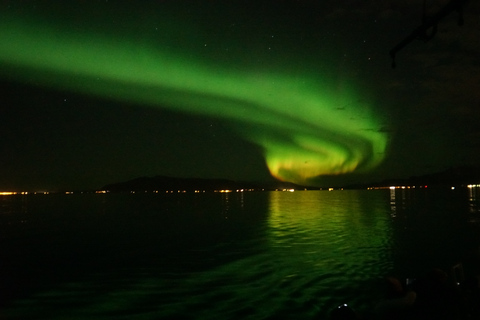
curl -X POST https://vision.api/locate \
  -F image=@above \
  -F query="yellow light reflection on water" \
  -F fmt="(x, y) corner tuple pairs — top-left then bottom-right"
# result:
(267, 190), (393, 276)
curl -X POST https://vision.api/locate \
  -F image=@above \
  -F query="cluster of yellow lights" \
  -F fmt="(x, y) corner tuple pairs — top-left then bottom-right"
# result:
(216, 189), (258, 193)
(124, 189), (294, 193)
(367, 186), (427, 190)
(5, 185), (480, 196)
(0, 191), (29, 195)
(368, 185), (480, 190)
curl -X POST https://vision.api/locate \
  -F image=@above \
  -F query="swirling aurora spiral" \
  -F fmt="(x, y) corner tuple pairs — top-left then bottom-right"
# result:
(0, 14), (388, 185)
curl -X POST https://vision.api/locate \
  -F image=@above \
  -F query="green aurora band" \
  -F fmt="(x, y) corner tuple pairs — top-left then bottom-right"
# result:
(0, 11), (388, 185)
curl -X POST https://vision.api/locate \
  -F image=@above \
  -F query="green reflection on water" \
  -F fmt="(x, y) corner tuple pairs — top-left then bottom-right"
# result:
(268, 190), (393, 261)
(2, 191), (396, 319)
(267, 190), (394, 314)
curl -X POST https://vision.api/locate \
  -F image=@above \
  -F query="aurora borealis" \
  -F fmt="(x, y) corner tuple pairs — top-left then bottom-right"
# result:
(0, 2), (387, 186)
(1, 1), (480, 190)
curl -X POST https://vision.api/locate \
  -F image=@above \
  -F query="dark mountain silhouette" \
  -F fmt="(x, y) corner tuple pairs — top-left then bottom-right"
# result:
(102, 166), (480, 192)
(347, 165), (480, 189)
(407, 166), (480, 185)
(102, 175), (315, 192)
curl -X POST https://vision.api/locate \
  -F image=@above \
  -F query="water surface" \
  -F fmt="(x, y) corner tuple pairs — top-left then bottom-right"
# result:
(1, 188), (479, 319)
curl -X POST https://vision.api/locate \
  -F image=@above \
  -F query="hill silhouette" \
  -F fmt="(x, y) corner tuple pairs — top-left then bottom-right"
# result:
(102, 166), (480, 192)
(345, 165), (480, 189)
(102, 175), (315, 192)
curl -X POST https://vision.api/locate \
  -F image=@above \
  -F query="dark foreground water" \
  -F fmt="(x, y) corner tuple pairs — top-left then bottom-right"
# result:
(1, 188), (480, 319)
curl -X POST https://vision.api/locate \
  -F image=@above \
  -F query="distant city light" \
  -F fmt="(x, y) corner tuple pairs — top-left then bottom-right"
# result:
(0, 191), (28, 195)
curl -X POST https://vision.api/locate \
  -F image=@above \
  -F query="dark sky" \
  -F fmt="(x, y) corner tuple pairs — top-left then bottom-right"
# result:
(1, 0), (479, 191)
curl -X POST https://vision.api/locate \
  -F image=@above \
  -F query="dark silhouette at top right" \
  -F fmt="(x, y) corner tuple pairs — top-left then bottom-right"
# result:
(390, 0), (469, 68)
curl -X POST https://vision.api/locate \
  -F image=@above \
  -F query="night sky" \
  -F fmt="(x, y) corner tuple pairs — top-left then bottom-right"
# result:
(1, 0), (480, 191)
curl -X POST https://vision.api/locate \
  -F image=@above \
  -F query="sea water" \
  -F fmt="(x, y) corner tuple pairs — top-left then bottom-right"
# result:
(1, 188), (480, 319)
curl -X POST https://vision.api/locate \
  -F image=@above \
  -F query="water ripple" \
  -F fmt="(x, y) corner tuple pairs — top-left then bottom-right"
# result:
(3, 190), (477, 319)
